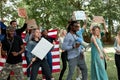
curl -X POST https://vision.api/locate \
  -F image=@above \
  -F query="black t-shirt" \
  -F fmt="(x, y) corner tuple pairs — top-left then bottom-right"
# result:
(42, 36), (55, 43)
(2, 36), (24, 64)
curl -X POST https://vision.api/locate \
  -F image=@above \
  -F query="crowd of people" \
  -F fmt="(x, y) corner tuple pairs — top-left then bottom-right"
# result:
(0, 16), (120, 80)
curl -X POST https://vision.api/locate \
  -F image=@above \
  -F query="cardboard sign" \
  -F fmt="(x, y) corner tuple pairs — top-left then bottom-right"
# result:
(72, 11), (86, 20)
(31, 37), (53, 60)
(27, 19), (38, 29)
(92, 16), (105, 23)
(18, 8), (27, 18)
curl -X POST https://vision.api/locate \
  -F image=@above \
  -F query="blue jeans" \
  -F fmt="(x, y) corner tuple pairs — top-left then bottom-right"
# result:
(24, 50), (31, 77)
(30, 58), (51, 80)
(47, 52), (52, 72)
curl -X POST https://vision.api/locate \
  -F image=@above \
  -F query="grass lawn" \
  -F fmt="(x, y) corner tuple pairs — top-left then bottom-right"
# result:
(51, 51), (118, 80)
(11, 46), (118, 80)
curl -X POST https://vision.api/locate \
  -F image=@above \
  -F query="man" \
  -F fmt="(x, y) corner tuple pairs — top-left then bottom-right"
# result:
(75, 21), (88, 80)
(0, 26), (25, 80)
(10, 19), (27, 37)
(7, 17), (28, 80)
(62, 21), (87, 80)
(41, 29), (57, 80)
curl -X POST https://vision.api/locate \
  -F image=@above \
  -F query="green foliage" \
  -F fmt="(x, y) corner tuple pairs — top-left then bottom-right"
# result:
(0, 0), (120, 31)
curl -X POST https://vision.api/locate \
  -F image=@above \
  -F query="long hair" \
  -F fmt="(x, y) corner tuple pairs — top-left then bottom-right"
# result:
(30, 28), (40, 41)
(67, 20), (79, 33)
(92, 26), (101, 38)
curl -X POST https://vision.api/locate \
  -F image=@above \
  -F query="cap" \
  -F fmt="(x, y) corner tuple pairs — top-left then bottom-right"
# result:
(6, 26), (15, 32)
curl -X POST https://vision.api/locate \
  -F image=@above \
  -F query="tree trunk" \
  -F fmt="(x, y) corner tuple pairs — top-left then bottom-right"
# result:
(105, 18), (113, 44)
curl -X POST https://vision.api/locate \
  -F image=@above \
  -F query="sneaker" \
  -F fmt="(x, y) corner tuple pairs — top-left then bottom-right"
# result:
(51, 77), (55, 80)
(76, 77), (81, 80)
(27, 77), (30, 80)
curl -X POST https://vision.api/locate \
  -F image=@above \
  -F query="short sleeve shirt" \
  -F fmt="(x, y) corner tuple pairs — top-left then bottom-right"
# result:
(2, 36), (24, 64)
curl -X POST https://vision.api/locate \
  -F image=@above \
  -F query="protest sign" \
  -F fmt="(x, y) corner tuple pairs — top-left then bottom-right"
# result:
(92, 16), (105, 23)
(27, 19), (38, 29)
(18, 8), (27, 18)
(31, 37), (53, 60)
(72, 11), (86, 20)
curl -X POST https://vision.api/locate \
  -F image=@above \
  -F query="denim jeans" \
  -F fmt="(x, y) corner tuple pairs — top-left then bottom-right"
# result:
(24, 50), (31, 77)
(47, 52), (52, 72)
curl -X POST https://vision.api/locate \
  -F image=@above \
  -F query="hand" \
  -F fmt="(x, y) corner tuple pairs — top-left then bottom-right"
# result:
(74, 43), (80, 48)
(100, 54), (104, 59)
(0, 51), (1, 58)
(24, 15), (28, 23)
(12, 52), (19, 56)
(80, 53), (84, 59)
(116, 49), (120, 53)
(103, 48), (107, 54)
(32, 57), (36, 62)
(105, 55), (110, 61)
(1, 50), (7, 57)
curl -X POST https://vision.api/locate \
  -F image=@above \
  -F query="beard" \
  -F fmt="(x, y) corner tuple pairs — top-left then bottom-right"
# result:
(72, 29), (77, 33)
(7, 33), (14, 39)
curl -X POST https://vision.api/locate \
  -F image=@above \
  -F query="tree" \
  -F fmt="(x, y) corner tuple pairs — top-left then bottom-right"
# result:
(87, 0), (120, 42)
(0, 0), (120, 34)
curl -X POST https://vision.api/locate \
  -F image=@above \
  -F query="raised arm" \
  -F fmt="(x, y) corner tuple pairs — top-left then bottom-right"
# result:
(91, 35), (104, 59)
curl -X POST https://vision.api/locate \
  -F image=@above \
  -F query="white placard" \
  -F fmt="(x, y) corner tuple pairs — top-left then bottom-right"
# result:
(73, 11), (86, 20)
(31, 37), (53, 60)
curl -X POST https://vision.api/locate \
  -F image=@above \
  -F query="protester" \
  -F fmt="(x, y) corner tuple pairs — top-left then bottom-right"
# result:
(76, 21), (90, 52)
(6, 17), (28, 80)
(9, 19), (27, 37)
(75, 21), (88, 80)
(24, 28), (34, 80)
(0, 21), (7, 41)
(26, 28), (51, 80)
(58, 29), (67, 80)
(62, 21), (87, 80)
(0, 29), (5, 42)
(41, 29), (57, 80)
(91, 26), (108, 80)
(0, 26), (25, 80)
(90, 22), (108, 70)
(114, 30), (120, 80)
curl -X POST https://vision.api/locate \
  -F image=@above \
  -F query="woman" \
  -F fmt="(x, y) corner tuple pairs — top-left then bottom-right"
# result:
(24, 28), (34, 80)
(114, 31), (120, 80)
(26, 28), (51, 80)
(91, 26), (108, 80)
(58, 29), (67, 80)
